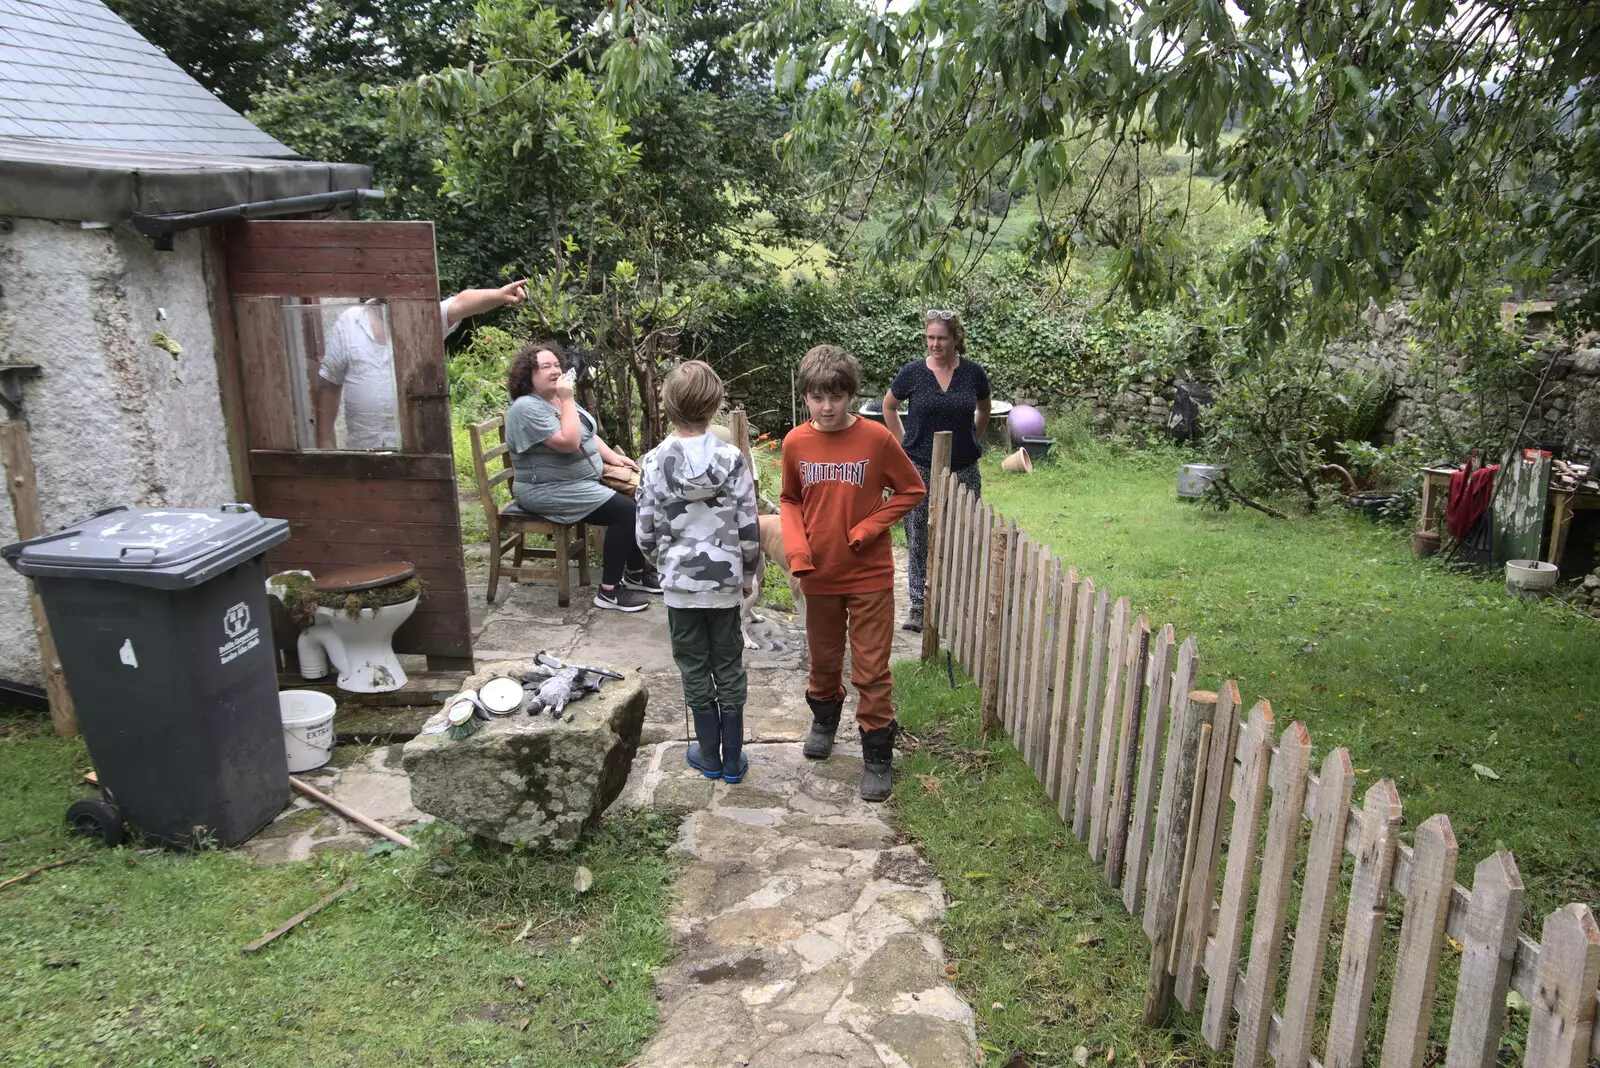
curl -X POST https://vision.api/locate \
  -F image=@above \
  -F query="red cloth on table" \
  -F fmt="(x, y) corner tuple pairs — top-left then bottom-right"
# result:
(1446, 453), (1499, 540)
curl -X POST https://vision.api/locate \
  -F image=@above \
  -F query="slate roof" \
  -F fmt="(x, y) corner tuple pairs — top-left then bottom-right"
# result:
(0, 0), (296, 158)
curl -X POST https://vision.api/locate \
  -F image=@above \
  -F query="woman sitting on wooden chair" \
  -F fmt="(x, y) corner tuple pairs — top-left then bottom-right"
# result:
(506, 342), (662, 612)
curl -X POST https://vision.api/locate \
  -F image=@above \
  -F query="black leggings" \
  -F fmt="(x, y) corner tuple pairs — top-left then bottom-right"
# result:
(581, 491), (647, 587)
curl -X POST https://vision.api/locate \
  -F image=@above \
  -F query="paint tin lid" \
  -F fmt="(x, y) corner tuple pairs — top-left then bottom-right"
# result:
(479, 677), (524, 715)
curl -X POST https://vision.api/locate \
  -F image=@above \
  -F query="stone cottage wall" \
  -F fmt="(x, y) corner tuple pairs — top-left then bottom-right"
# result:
(0, 219), (235, 688)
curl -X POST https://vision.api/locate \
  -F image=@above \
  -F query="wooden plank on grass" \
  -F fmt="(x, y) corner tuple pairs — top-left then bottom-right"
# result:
(956, 491), (977, 673)
(1058, 577), (1096, 826)
(1140, 657), (1210, 1026)
(1444, 852), (1525, 1068)
(954, 487), (976, 672)
(973, 507), (998, 685)
(1073, 585), (1113, 841)
(978, 513), (1009, 739)
(920, 433), (953, 661)
(1090, 597), (1131, 861)
(1027, 556), (1060, 777)
(1176, 679), (1243, 1011)
(1524, 904), (1600, 1068)
(1380, 814), (1460, 1068)
(1200, 699), (1275, 1049)
(1004, 535), (1030, 740)
(1043, 566), (1080, 803)
(1106, 614), (1152, 888)
(1124, 623), (1177, 917)
(1324, 779), (1405, 1068)
(1024, 546), (1052, 770)
(1279, 747), (1356, 1068)
(1167, 720), (1214, 975)
(1234, 721), (1313, 1068)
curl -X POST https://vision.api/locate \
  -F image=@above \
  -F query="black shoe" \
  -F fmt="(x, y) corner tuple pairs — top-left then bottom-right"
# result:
(859, 721), (898, 802)
(622, 566), (664, 594)
(719, 705), (748, 783)
(802, 697), (843, 760)
(594, 585), (650, 612)
(901, 605), (924, 632)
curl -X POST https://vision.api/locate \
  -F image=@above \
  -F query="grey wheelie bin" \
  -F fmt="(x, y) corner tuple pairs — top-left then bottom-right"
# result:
(3, 504), (292, 848)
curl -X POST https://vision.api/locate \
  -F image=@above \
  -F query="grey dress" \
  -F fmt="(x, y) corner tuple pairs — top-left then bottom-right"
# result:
(506, 394), (614, 524)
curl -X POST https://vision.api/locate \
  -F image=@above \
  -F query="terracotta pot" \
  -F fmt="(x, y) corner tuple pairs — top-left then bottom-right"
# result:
(1001, 447), (1033, 474)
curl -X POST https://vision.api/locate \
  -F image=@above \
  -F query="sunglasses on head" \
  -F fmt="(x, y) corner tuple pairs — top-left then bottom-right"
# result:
(924, 309), (958, 321)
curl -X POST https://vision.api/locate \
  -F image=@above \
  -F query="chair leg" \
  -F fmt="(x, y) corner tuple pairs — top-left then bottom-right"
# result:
(513, 532), (525, 570)
(555, 525), (572, 607)
(487, 535), (501, 604)
(577, 523), (592, 587)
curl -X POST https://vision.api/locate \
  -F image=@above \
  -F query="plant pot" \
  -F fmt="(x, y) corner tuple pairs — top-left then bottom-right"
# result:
(1000, 447), (1033, 474)
(1020, 436), (1055, 462)
(1411, 530), (1441, 557)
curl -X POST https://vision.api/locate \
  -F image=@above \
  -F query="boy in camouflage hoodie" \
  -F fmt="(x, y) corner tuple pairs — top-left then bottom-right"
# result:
(636, 361), (763, 782)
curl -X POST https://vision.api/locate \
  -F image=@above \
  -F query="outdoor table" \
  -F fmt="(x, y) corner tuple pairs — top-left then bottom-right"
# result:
(1418, 465), (1600, 569)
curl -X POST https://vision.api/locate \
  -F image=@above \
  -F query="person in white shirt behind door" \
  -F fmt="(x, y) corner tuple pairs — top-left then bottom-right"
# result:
(314, 279), (529, 449)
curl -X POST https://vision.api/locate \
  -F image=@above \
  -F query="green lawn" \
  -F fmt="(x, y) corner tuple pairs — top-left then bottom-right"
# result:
(888, 436), (1598, 1066)
(928, 437), (1600, 922)
(892, 665), (1231, 1068)
(0, 714), (676, 1067)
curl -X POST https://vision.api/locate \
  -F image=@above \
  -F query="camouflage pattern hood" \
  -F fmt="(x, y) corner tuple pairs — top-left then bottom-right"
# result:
(636, 433), (762, 610)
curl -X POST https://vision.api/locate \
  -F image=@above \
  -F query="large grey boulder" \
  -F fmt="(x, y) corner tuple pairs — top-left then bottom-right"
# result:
(402, 660), (647, 849)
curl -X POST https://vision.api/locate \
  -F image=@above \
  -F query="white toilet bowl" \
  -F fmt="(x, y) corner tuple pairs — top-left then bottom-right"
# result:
(298, 596), (419, 693)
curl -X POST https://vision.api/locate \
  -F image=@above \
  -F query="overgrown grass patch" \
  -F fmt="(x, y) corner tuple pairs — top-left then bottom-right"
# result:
(967, 436), (1599, 920)
(890, 666), (1229, 1068)
(0, 711), (676, 1067)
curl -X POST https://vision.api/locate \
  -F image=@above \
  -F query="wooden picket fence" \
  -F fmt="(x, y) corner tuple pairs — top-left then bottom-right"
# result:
(915, 433), (1600, 1068)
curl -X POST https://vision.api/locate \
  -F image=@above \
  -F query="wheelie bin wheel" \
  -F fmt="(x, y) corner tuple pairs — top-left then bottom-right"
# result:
(66, 798), (125, 847)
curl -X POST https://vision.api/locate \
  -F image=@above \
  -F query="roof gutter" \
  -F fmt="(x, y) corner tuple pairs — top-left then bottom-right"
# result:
(131, 187), (386, 250)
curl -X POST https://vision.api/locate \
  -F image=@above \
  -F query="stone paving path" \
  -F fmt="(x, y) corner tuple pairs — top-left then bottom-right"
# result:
(259, 547), (978, 1066)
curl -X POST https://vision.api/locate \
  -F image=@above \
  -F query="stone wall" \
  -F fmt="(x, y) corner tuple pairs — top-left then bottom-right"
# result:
(0, 218), (236, 688)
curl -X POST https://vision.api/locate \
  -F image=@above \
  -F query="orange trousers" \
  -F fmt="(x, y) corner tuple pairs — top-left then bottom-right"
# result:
(804, 588), (896, 731)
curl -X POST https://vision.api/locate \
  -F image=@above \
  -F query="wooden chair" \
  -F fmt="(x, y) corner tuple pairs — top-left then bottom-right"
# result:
(468, 414), (592, 605)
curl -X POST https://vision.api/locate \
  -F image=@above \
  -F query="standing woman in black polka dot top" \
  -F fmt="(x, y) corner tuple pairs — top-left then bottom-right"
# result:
(882, 309), (992, 633)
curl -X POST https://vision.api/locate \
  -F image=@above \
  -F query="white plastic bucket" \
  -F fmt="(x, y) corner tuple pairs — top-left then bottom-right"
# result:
(279, 690), (337, 773)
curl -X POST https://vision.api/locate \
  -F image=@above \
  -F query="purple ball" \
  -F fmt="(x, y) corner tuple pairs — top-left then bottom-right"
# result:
(1007, 404), (1046, 444)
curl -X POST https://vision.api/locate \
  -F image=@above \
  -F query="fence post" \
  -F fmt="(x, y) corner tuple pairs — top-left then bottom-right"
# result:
(1380, 813), (1460, 1068)
(1523, 904), (1600, 1068)
(729, 408), (755, 475)
(1325, 779), (1405, 1068)
(979, 515), (1011, 741)
(1140, 650), (1209, 1026)
(1443, 852), (1525, 1068)
(920, 430), (952, 661)
(1175, 679), (1243, 1009)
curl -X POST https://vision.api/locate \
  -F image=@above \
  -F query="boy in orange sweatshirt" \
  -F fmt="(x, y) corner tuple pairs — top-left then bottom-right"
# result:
(780, 345), (926, 800)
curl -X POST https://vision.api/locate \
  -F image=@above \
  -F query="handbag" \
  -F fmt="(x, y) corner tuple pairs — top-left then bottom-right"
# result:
(601, 462), (639, 497)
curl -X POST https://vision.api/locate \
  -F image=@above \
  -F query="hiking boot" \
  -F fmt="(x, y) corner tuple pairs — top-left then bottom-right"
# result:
(901, 604), (924, 632)
(594, 585), (650, 612)
(622, 566), (664, 594)
(802, 697), (843, 760)
(859, 722), (898, 802)
(719, 705), (748, 784)
(685, 707), (722, 779)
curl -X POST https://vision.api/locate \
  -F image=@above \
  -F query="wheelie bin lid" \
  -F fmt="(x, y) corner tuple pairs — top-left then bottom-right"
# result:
(2, 504), (290, 589)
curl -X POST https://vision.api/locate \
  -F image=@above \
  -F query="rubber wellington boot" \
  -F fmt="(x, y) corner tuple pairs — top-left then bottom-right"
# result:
(685, 707), (723, 779)
(802, 696), (844, 760)
(859, 722), (898, 802)
(719, 705), (749, 784)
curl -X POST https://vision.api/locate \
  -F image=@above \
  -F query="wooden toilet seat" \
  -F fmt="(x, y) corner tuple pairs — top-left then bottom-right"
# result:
(313, 561), (416, 593)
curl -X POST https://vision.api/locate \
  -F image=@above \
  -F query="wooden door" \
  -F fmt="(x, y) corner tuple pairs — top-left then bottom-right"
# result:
(219, 220), (471, 668)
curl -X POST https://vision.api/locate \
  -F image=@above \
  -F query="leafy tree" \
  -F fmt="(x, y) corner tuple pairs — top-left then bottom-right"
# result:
(389, 0), (824, 450)
(107, 0), (297, 111)
(747, 0), (1600, 341)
